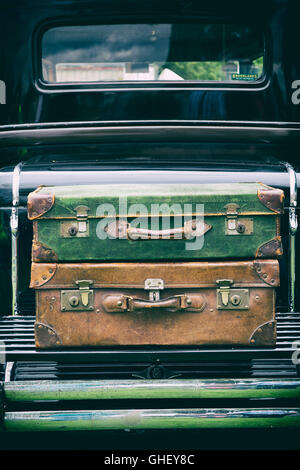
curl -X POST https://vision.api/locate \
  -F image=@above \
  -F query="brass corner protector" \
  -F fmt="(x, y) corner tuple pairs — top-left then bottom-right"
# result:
(249, 320), (277, 347)
(257, 187), (284, 214)
(35, 323), (62, 348)
(253, 261), (280, 287)
(27, 189), (55, 220)
(256, 237), (283, 258)
(30, 263), (57, 288)
(32, 241), (58, 263)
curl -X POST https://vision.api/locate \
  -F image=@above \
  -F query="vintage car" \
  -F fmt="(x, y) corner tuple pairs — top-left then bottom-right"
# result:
(1, 0), (300, 444)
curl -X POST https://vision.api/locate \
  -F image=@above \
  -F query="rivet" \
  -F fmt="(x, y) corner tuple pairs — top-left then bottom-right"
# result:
(258, 328), (262, 333)
(56, 341), (60, 345)
(270, 279), (275, 283)
(48, 198), (52, 203)
(38, 324), (42, 328)
(117, 300), (123, 307)
(269, 323), (273, 327)
(96, 309), (100, 313)
(263, 273), (268, 279)
(42, 275), (47, 280)
(186, 298), (192, 305)
(35, 281), (39, 285)
(89, 306), (93, 310)
(251, 339), (255, 343)
(255, 295), (260, 301)
(49, 269), (53, 274)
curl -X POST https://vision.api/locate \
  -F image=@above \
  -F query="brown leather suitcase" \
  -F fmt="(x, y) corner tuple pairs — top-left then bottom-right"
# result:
(31, 260), (279, 348)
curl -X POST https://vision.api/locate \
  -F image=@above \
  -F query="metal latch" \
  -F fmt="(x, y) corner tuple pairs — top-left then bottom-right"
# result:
(216, 279), (249, 310)
(75, 205), (89, 233)
(61, 280), (94, 311)
(60, 205), (90, 238)
(144, 278), (164, 301)
(224, 203), (253, 236)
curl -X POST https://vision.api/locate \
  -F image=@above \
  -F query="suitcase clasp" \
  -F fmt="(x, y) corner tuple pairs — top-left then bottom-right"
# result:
(60, 205), (90, 238)
(216, 279), (249, 310)
(61, 280), (94, 311)
(216, 279), (233, 306)
(76, 280), (93, 306)
(75, 205), (89, 233)
(224, 203), (253, 236)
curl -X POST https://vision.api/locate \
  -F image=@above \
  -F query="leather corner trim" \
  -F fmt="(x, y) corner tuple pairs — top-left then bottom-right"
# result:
(32, 241), (58, 263)
(253, 261), (280, 287)
(249, 320), (277, 347)
(255, 237), (283, 258)
(35, 322), (62, 348)
(30, 263), (57, 288)
(28, 189), (54, 220)
(257, 187), (284, 214)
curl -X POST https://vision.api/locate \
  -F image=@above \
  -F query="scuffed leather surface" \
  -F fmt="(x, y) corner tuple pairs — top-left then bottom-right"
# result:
(33, 261), (278, 348)
(31, 260), (280, 288)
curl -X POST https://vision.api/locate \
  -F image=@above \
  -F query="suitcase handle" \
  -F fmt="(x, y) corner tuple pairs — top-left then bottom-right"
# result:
(128, 296), (185, 312)
(106, 219), (212, 240)
(102, 294), (205, 313)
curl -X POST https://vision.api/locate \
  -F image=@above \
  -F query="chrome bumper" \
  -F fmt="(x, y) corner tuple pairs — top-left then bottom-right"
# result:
(1, 378), (300, 432)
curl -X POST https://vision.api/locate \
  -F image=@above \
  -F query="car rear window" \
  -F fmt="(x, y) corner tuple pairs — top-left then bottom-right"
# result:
(41, 23), (265, 84)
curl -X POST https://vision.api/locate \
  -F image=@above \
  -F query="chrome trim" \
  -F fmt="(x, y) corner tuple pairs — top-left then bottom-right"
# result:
(1, 124), (300, 147)
(4, 363), (14, 383)
(4, 378), (300, 401)
(4, 408), (300, 432)
(10, 163), (22, 316)
(283, 163), (298, 312)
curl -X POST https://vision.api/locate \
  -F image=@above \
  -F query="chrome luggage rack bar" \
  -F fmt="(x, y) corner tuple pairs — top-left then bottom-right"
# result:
(10, 162), (22, 316)
(8, 162), (298, 316)
(284, 163), (298, 312)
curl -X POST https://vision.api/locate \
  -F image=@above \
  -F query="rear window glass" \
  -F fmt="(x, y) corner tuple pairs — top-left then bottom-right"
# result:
(41, 23), (264, 84)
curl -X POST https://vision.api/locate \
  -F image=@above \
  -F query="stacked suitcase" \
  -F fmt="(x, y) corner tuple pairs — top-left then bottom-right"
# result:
(27, 182), (284, 348)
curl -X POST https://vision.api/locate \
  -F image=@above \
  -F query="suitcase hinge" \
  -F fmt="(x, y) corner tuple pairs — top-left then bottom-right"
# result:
(144, 278), (165, 301)
(216, 279), (249, 310)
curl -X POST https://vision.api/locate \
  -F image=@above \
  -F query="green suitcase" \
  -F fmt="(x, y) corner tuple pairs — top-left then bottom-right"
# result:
(28, 182), (284, 262)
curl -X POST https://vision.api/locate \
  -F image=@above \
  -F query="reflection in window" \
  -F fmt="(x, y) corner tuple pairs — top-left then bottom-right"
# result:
(42, 23), (264, 83)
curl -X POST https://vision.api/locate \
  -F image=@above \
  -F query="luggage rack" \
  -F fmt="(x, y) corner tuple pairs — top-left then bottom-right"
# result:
(0, 312), (299, 365)
(2, 162), (299, 371)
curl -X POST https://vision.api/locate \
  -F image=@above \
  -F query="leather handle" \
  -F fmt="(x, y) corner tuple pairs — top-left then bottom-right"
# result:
(105, 219), (212, 241)
(128, 296), (183, 312)
(102, 294), (206, 313)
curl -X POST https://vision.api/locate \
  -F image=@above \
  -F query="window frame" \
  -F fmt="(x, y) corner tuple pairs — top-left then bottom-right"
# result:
(34, 16), (271, 92)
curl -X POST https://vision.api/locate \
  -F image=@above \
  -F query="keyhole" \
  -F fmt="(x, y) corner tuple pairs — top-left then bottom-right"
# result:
(237, 223), (245, 233)
(68, 226), (78, 236)
(69, 296), (79, 307)
(231, 294), (241, 306)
